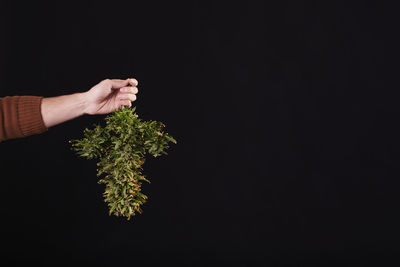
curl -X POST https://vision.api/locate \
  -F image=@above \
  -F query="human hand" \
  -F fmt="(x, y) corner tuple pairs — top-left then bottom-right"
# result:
(83, 78), (139, 115)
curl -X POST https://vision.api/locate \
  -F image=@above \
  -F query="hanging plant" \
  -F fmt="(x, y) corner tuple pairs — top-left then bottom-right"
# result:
(70, 106), (176, 220)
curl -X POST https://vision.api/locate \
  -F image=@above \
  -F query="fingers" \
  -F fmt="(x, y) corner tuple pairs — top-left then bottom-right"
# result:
(128, 78), (138, 87)
(108, 79), (129, 89)
(108, 78), (138, 89)
(117, 93), (137, 102)
(117, 84), (138, 102)
(104, 77), (138, 110)
(119, 86), (138, 94)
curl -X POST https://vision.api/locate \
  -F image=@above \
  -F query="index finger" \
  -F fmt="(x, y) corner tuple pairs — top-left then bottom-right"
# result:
(110, 79), (130, 89)
(128, 78), (138, 87)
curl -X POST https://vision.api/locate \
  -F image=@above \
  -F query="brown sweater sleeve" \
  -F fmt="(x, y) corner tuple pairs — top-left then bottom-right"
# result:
(0, 96), (48, 142)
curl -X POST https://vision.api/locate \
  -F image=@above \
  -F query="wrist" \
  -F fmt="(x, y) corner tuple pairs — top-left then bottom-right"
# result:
(79, 92), (91, 115)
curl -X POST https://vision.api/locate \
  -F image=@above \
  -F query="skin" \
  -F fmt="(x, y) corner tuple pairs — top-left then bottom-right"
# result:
(41, 78), (139, 128)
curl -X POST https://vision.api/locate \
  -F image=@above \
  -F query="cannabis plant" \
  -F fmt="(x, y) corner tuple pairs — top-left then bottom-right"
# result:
(70, 106), (176, 220)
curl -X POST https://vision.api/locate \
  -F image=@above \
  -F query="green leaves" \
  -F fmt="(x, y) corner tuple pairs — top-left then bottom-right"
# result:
(70, 106), (176, 220)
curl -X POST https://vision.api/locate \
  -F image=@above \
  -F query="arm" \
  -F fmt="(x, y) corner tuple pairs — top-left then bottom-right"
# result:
(41, 78), (138, 128)
(0, 78), (138, 142)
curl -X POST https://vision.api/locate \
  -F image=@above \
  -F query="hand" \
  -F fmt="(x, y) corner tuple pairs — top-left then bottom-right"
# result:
(83, 78), (139, 115)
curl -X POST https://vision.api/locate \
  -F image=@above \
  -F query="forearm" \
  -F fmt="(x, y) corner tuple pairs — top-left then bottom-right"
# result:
(41, 92), (88, 128)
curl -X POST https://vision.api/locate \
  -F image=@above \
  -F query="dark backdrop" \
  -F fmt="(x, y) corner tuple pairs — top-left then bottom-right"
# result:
(1, 1), (399, 266)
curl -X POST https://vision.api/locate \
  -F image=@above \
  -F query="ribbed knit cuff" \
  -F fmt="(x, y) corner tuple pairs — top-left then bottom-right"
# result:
(17, 96), (48, 137)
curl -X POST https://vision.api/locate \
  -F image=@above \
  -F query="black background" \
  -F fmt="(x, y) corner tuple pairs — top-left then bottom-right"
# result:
(1, 1), (400, 266)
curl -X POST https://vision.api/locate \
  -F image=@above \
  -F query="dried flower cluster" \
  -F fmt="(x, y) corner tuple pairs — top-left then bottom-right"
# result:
(70, 106), (176, 219)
